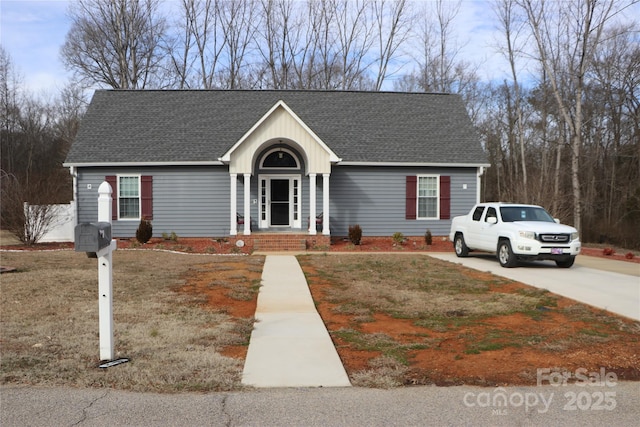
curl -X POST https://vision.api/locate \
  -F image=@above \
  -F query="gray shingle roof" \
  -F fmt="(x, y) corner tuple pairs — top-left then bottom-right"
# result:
(65, 90), (488, 165)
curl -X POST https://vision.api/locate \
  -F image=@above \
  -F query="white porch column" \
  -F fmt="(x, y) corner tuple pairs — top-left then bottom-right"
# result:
(322, 173), (330, 235)
(243, 173), (251, 235)
(230, 173), (237, 236)
(308, 173), (317, 235)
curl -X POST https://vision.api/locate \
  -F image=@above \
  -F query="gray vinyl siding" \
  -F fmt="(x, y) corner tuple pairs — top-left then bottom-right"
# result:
(77, 166), (230, 237)
(76, 164), (478, 238)
(328, 166), (478, 236)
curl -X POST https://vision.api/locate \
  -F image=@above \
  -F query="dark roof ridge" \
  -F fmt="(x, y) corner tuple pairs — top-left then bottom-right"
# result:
(96, 88), (454, 96)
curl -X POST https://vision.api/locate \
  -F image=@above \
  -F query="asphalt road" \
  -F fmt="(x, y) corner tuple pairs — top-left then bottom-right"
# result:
(427, 253), (640, 321)
(2, 382), (640, 426)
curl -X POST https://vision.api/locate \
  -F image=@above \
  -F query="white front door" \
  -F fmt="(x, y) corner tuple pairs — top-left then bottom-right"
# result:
(259, 175), (301, 229)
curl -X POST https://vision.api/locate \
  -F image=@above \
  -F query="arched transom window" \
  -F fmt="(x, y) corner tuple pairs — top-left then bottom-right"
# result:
(260, 148), (300, 169)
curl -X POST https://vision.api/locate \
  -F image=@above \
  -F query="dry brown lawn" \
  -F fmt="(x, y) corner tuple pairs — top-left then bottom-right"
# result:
(2, 245), (639, 392)
(298, 254), (640, 387)
(0, 249), (263, 392)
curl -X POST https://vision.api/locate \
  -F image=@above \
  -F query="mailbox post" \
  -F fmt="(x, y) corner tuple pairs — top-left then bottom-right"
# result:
(75, 182), (118, 361)
(97, 182), (117, 361)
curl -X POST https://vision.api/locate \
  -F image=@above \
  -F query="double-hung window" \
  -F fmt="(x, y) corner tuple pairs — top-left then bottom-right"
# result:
(417, 175), (439, 219)
(406, 175), (450, 220)
(118, 175), (140, 219)
(105, 175), (153, 221)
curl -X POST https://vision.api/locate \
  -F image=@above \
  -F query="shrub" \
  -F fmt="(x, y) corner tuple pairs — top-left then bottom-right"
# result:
(136, 218), (153, 244)
(603, 247), (615, 256)
(425, 229), (433, 245)
(625, 252), (634, 260)
(161, 231), (179, 242)
(348, 224), (362, 245)
(392, 232), (405, 245)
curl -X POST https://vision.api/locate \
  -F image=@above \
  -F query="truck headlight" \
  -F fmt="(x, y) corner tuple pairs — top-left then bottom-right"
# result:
(519, 231), (536, 240)
(571, 232), (579, 241)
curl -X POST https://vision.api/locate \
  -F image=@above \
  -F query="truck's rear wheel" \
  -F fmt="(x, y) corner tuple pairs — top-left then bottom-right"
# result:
(454, 234), (469, 257)
(497, 240), (517, 267)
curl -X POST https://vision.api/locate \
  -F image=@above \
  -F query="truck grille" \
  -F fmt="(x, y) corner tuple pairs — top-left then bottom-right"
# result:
(539, 234), (570, 243)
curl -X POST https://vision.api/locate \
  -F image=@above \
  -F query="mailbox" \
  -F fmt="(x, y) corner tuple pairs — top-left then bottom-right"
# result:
(75, 222), (112, 252)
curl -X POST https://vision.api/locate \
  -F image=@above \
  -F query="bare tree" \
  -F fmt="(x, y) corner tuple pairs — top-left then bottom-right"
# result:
(332, 0), (374, 89)
(289, 1), (325, 89)
(584, 23), (640, 243)
(371, 0), (413, 90)
(414, 0), (463, 92)
(256, 0), (303, 89)
(0, 46), (22, 175)
(218, 0), (259, 88)
(54, 83), (87, 148)
(493, 0), (528, 202)
(178, 0), (227, 89)
(518, 0), (620, 233)
(164, 0), (202, 89)
(291, 1), (335, 89)
(1, 49), (76, 244)
(61, 0), (167, 89)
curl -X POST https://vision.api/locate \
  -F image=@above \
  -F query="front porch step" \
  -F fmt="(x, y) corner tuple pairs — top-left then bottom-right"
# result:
(252, 235), (307, 251)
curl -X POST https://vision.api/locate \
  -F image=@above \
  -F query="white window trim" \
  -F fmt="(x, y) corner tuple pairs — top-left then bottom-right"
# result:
(117, 174), (141, 221)
(416, 174), (440, 220)
(259, 147), (300, 170)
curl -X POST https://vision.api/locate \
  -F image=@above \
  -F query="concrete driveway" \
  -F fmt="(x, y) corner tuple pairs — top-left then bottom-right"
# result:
(428, 253), (640, 321)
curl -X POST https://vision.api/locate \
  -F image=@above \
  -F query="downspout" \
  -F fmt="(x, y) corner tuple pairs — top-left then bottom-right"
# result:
(477, 166), (485, 203)
(70, 166), (78, 227)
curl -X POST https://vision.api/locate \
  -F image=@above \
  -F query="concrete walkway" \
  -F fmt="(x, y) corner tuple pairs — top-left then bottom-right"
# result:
(241, 255), (351, 388)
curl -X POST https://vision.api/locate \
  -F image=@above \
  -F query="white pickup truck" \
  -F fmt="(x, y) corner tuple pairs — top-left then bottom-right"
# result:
(449, 202), (581, 268)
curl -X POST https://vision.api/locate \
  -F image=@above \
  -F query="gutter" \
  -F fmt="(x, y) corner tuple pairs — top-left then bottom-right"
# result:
(63, 161), (225, 168)
(337, 161), (492, 168)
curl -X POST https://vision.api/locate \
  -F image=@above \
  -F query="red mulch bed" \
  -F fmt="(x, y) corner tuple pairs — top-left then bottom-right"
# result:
(580, 247), (640, 263)
(2, 235), (638, 263)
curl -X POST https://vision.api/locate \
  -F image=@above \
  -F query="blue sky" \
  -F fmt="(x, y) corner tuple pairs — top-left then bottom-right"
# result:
(1, 0), (72, 94)
(3, 0), (636, 95)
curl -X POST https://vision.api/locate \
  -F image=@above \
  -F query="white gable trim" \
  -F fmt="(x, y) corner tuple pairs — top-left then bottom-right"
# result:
(219, 100), (341, 164)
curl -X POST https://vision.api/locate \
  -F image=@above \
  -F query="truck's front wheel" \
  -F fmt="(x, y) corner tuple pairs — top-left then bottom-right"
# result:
(555, 257), (575, 268)
(454, 234), (469, 257)
(497, 240), (517, 268)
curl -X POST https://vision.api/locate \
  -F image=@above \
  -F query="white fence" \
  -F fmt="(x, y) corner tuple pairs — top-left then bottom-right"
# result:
(24, 202), (75, 242)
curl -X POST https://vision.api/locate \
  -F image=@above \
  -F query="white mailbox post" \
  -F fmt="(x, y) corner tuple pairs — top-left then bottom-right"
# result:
(96, 181), (118, 361)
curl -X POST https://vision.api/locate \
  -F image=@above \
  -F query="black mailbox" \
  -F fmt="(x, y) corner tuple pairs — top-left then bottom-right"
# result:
(75, 222), (112, 252)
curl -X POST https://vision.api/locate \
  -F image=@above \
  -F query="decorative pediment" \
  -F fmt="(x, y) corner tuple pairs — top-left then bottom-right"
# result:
(219, 100), (341, 174)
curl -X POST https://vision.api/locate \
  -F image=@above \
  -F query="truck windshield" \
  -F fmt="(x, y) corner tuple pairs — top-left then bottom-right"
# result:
(500, 206), (555, 223)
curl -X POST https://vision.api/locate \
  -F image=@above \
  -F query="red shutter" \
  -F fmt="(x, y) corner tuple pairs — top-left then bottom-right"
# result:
(440, 175), (451, 220)
(105, 176), (117, 220)
(406, 176), (417, 220)
(141, 175), (153, 220)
